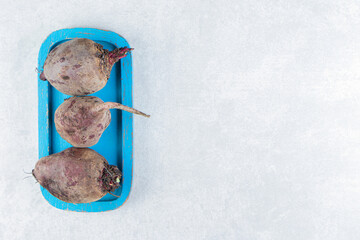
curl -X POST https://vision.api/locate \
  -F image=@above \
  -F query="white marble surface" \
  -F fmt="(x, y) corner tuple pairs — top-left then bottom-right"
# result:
(1, 0), (360, 239)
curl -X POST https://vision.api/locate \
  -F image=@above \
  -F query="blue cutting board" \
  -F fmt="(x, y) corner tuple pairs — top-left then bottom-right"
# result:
(38, 28), (133, 212)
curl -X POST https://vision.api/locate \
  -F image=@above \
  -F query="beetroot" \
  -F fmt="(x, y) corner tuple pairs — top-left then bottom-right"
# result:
(40, 38), (132, 96)
(55, 96), (149, 147)
(32, 147), (121, 203)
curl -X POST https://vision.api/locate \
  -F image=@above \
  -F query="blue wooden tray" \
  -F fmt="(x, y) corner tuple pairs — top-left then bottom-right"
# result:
(38, 28), (133, 212)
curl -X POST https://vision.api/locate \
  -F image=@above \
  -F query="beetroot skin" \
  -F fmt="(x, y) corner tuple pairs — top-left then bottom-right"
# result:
(32, 147), (121, 203)
(55, 96), (150, 147)
(40, 38), (132, 96)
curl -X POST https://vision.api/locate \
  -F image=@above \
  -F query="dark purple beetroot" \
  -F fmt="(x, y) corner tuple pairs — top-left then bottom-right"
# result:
(32, 147), (121, 203)
(55, 96), (150, 147)
(40, 38), (132, 96)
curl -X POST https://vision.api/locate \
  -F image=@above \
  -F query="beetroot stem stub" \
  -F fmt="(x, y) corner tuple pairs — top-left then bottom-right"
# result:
(108, 47), (134, 65)
(39, 72), (46, 81)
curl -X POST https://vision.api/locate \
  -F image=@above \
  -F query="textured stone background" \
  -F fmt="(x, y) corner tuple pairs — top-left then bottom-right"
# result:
(0, 0), (359, 239)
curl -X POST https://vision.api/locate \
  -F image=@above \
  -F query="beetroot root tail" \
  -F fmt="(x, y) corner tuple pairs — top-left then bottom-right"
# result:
(95, 102), (150, 118)
(109, 192), (120, 198)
